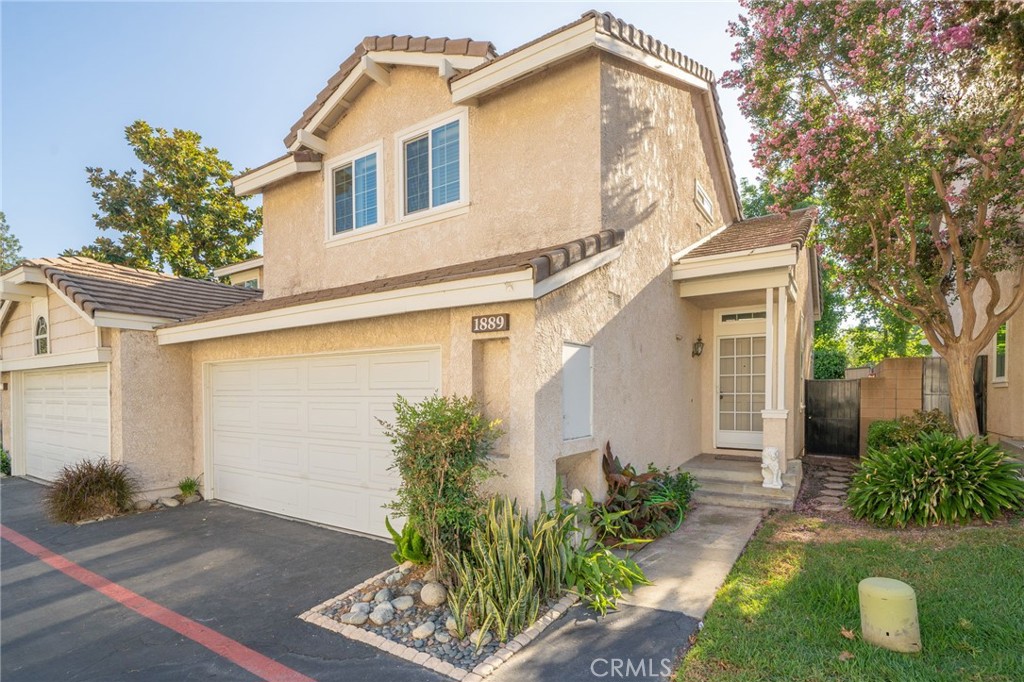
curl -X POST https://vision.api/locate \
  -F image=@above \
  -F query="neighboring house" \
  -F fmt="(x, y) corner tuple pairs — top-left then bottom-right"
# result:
(0, 258), (259, 489)
(213, 257), (264, 289)
(0, 11), (819, 537)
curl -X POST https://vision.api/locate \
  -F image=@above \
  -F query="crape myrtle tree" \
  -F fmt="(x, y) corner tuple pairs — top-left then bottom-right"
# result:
(725, 1), (1024, 436)
(64, 121), (261, 279)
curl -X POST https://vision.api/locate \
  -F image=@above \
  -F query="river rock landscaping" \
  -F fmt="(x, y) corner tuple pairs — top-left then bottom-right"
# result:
(302, 561), (578, 680)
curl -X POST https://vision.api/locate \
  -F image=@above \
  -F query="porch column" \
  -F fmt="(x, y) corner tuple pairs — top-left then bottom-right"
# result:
(764, 288), (774, 408)
(776, 285), (787, 410)
(762, 287), (790, 487)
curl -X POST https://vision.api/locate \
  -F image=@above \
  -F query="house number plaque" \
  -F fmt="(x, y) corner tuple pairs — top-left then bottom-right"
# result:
(471, 314), (510, 333)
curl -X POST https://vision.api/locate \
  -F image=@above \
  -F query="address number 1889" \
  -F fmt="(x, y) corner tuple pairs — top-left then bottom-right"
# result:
(471, 314), (510, 333)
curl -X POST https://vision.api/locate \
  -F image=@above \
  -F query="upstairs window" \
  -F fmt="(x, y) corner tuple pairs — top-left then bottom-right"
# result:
(695, 179), (714, 221)
(332, 152), (378, 234)
(240, 279), (259, 289)
(34, 316), (49, 355)
(995, 323), (1007, 381)
(402, 115), (464, 216)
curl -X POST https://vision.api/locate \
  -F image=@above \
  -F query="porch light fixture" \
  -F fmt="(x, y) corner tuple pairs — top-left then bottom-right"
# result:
(692, 336), (705, 357)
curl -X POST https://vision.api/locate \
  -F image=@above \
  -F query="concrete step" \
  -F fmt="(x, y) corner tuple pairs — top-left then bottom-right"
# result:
(693, 489), (796, 511)
(683, 462), (799, 486)
(696, 479), (797, 499)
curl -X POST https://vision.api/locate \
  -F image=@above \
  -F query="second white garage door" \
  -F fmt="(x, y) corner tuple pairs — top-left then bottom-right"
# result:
(209, 348), (441, 537)
(23, 365), (110, 481)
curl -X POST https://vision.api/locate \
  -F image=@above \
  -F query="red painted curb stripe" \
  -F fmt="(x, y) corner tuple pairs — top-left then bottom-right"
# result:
(1, 523), (315, 682)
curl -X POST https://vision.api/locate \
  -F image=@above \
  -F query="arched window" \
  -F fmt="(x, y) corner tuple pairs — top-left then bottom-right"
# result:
(34, 316), (49, 355)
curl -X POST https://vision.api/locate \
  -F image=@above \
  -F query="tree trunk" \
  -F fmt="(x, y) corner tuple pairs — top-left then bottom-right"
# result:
(943, 348), (980, 437)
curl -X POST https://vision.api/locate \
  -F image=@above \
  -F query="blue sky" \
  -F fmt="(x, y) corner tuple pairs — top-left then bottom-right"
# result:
(1, 1), (752, 259)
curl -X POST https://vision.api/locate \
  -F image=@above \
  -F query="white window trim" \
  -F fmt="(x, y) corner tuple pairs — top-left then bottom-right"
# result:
(394, 107), (469, 223)
(323, 140), (384, 244)
(993, 322), (1008, 385)
(32, 296), (49, 356)
(695, 179), (714, 222)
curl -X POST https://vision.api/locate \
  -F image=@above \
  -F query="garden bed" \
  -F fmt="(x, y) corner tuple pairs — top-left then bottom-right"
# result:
(300, 562), (578, 680)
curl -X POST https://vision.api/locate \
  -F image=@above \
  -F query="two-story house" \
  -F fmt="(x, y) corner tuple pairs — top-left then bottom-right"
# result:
(1, 11), (820, 537)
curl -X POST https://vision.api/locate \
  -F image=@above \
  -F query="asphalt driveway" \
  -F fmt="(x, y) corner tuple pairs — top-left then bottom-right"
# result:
(0, 477), (445, 682)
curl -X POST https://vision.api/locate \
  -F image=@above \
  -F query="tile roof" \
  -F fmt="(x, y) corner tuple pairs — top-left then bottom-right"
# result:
(284, 34), (497, 148)
(679, 207), (817, 260)
(25, 257), (262, 321)
(162, 229), (624, 329)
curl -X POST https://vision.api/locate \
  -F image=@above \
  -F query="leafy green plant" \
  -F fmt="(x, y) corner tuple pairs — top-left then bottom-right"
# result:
(868, 409), (956, 451)
(446, 497), (542, 644)
(848, 433), (1024, 527)
(44, 459), (139, 523)
(381, 394), (500, 579)
(1, 446), (11, 476)
(385, 516), (430, 566)
(812, 345), (848, 379)
(588, 443), (697, 546)
(565, 545), (650, 616)
(177, 476), (200, 498)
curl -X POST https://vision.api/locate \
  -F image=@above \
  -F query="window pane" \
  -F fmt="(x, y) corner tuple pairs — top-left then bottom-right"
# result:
(737, 337), (751, 355)
(430, 121), (460, 207)
(405, 136), (430, 214)
(354, 153), (377, 228)
(720, 413), (735, 430)
(720, 338), (734, 355)
(995, 324), (1007, 378)
(333, 164), (354, 233)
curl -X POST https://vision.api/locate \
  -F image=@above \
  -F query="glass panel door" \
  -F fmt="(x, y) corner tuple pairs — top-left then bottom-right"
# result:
(717, 334), (766, 449)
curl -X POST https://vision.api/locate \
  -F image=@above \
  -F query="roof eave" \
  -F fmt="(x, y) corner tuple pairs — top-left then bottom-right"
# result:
(233, 156), (322, 196)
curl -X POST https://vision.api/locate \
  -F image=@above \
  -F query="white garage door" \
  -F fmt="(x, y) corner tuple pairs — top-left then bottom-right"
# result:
(23, 365), (111, 481)
(209, 348), (441, 537)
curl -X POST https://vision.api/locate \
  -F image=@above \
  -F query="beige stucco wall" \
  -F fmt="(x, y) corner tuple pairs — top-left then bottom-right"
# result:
(261, 57), (602, 298)
(110, 329), (194, 495)
(184, 301), (539, 508)
(527, 54), (738, 506)
(0, 291), (97, 361)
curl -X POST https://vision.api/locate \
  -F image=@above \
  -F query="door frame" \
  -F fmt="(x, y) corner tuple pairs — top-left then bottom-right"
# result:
(713, 306), (767, 450)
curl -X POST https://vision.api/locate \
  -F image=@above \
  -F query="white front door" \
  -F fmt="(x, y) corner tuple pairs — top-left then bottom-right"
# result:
(716, 333), (767, 449)
(208, 348), (441, 537)
(23, 365), (111, 480)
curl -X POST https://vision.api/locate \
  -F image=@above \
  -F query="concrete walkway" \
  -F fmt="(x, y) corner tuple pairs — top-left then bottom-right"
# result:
(491, 504), (763, 681)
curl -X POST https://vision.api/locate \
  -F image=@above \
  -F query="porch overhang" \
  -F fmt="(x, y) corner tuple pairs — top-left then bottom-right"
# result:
(672, 244), (799, 307)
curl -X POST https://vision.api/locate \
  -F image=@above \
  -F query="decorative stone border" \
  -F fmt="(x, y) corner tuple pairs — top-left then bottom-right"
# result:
(300, 566), (580, 681)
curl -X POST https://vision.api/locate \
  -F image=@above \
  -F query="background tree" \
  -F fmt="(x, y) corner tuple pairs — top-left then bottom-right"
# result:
(0, 212), (23, 271)
(726, 1), (1024, 435)
(65, 121), (261, 279)
(741, 178), (848, 378)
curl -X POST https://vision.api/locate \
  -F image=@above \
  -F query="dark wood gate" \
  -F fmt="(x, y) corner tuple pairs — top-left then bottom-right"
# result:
(805, 379), (861, 457)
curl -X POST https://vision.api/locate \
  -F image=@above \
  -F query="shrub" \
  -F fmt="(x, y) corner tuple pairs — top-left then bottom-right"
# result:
(588, 443), (697, 546)
(565, 545), (650, 616)
(848, 433), (1024, 527)
(446, 497), (543, 643)
(1, 446), (10, 476)
(447, 489), (648, 642)
(382, 394), (500, 579)
(385, 516), (430, 566)
(813, 346), (848, 379)
(177, 476), (200, 497)
(867, 409), (956, 450)
(45, 459), (139, 523)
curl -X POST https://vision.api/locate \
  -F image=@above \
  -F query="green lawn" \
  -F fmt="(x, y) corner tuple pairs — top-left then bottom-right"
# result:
(678, 513), (1024, 682)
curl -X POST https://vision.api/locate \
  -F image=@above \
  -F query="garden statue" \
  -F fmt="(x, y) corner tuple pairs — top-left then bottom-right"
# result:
(761, 447), (782, 489)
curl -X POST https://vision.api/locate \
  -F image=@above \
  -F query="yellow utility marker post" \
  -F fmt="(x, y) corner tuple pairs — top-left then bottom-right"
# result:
(858, 577), (922, 653)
